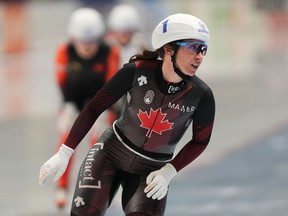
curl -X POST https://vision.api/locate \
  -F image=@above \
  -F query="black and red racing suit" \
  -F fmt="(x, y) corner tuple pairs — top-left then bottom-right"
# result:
(67, 59), (215, 215)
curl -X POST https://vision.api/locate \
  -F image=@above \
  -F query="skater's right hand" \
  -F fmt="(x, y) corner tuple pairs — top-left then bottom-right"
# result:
(39, 144), (74, 186)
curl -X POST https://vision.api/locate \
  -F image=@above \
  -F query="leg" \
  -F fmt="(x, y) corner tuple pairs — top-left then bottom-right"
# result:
(56, 103), (78, 189)
(55, 132), (73, 208)
(71, 142), (122, 216)
(56, 132), (73, 189)
(122, 174), (167, 216)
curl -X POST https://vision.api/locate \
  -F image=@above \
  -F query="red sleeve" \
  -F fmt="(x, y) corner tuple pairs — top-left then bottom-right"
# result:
(106, 46), (120, 81)
(55, 44), (68, 87)
(170, 88), (215, 172)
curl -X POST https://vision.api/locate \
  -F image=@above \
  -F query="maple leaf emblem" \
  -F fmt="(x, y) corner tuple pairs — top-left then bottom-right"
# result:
(137, 108), (174, 137)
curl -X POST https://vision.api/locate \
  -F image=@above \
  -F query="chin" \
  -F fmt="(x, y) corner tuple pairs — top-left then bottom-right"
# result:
(184, 70), (196, 77)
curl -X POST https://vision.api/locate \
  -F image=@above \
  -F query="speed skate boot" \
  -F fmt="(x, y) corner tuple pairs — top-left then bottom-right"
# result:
(55, 187), (67, 209)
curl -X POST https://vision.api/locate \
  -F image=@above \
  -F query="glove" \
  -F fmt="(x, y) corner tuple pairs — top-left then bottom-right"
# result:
(144, 163), (177, 200)
(39, 144), (74, 186)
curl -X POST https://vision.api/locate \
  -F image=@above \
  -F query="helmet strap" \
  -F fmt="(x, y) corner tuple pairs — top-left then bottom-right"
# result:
(171, 50), (190, 80)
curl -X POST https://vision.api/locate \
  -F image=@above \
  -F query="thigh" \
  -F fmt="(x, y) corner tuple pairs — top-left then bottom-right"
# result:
(71, 142), (122, 216)
(122, 174), (167, 216)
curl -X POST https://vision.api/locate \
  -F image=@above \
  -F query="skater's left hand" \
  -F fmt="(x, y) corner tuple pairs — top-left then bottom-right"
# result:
(144, 163), (177, 200)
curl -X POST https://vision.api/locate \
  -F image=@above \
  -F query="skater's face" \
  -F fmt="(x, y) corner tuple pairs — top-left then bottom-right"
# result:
(73, 39), (100, 59)
(113, 31), (134, 46)
(175, 39), (207, 76)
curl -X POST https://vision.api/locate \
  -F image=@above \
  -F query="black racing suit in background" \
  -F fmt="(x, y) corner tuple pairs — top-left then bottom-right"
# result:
(67, 59), (215, 216)
(58, 42), (119, 111)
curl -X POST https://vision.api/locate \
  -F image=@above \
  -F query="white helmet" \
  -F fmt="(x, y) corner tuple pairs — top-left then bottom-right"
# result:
(107, 4), (140, 32)
(152, 13), (209, 50)
(67, 8), (105, 42)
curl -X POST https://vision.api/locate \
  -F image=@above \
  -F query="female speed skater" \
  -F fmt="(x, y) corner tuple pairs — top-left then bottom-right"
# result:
(39, 13), (215, 216)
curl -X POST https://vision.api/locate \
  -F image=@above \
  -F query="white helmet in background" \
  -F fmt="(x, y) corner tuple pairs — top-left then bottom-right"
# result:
(67, 8), (105, 42)
(152, 13), (209, 50)
(107, 4), (140, 32)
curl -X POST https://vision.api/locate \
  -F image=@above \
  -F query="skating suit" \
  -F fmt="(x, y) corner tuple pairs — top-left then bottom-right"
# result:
(67, 59), (215, 216)
(56, 42), (119, 111)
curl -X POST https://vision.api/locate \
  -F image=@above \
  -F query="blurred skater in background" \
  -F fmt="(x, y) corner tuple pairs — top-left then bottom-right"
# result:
(53, 7), (120, 208)
(105, 4), (147, 68)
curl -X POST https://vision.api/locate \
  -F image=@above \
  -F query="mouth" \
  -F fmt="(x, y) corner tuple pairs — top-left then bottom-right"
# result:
(191, 64), (199, 70)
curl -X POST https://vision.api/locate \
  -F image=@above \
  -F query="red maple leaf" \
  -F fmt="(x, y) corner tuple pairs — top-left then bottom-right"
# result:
(137, 108), (174, 137)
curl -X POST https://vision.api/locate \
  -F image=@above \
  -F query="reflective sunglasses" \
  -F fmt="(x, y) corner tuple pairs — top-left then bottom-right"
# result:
(176, 41), (208, 56)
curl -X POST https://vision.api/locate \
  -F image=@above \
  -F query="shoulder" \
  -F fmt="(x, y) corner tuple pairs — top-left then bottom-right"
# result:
(189, 76), (214, 101)
(134, 59), (162, 69)
(55, 43), (70, 63)
(96, 42), (110, 55)
(121, 61), (136, 72)
(56, 43), (69, 55)
(190, 76), (212, 92)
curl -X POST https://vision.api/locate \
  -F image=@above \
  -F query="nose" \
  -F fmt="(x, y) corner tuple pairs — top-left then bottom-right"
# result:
(195, 51), (204, 61)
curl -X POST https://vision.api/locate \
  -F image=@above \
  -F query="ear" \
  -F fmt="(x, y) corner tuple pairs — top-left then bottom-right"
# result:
(163, 44), (174, 56)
